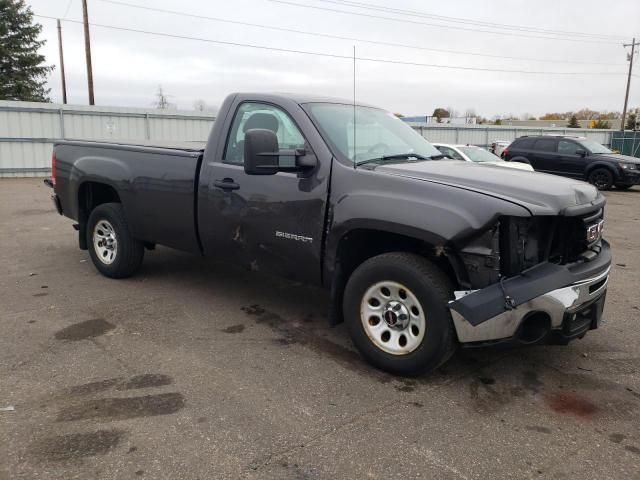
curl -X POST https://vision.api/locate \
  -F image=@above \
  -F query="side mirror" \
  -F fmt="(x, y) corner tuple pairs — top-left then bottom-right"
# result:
(575, 148), (587, 157)
(244, 128), (317, 175)
(244, 129), (280, 175)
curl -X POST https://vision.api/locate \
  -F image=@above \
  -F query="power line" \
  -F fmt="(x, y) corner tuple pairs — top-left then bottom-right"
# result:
(268, 0), (625, 45)
(35, 15), (628, 76)
(315, 0), (631, 41)
(94, 0), (623, 66)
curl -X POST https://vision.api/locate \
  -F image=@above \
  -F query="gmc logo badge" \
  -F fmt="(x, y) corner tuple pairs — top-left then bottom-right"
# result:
(586, 220), (604, 243)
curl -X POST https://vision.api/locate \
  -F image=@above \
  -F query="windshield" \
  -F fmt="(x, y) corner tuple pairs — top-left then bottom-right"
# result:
(304, 103), (442, 165)
(577, 139), (612, 154)
(459, 147), (504, 163)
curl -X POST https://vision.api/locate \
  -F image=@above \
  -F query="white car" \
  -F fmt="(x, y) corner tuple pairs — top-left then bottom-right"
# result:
(433, 143), (534, 171)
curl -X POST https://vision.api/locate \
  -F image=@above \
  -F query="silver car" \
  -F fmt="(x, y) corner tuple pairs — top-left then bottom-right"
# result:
(434, 143), (534, 171)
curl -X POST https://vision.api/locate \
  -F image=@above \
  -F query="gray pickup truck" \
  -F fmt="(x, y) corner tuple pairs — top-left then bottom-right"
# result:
(48, 92), (611, 375)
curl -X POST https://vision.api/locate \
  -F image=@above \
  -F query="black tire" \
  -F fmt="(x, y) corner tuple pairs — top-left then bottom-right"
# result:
(343, 252), (457, 376)
(615, 183), (633, 191)
(588, 168), (614, 190)
(86, 203), (144, 278)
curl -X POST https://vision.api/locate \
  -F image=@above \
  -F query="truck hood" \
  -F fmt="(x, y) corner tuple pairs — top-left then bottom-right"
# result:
(374, 160), (601, 215)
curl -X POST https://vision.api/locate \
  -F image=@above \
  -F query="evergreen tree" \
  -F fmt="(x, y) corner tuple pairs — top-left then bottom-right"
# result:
(567, 115), (580, 128)
(0, 0), (53, 102)
(626, 113), (638, 131)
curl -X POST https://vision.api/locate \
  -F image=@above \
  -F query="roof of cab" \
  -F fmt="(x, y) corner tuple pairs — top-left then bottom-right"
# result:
(230, 92), (378, 108)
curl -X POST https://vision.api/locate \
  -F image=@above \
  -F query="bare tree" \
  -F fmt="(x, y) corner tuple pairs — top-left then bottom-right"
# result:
(193, 99), (218, 114)
(193, 99), (208, 112)
(464, 108), (477, 118)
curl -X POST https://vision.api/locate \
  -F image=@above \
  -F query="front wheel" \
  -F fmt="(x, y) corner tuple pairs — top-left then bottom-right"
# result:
(343, 252), (457, 376)
(588, 168), (614, 190)
(87, 203), (144, 278)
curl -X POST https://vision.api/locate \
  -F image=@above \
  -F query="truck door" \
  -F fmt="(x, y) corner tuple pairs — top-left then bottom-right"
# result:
(199, 101), (329, 285)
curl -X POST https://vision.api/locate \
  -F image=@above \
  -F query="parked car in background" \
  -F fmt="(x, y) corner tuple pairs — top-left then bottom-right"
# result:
(503, 135), (640, 190)
(433, 143), (534, 171)
(490, 140), (511, 157)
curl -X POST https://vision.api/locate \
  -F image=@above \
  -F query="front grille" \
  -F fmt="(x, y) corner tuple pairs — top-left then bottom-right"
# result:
(546, 207), (604, 265)
(499, 206), (604, 277)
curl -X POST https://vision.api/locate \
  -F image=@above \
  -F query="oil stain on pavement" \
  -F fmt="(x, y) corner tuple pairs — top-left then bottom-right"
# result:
(57, 393), (185, 422)
(30, 429), (126, 461)
(222, 324), (245, 334)
(30, 374), (183, 465)
(54, 318), (115, 341)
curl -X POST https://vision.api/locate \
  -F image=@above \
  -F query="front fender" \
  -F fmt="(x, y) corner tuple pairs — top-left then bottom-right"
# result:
(585, 161), (618, 179)
(324, 164), (531, 279)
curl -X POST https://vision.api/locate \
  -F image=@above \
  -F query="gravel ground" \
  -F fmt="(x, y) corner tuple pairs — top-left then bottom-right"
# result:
(1, 178), (639, 479)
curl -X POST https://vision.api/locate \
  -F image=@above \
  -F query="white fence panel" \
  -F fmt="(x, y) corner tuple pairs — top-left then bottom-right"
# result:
(411, 124), (614, 149)
(0, 100), (618, 177)
(0, 101), (216, 177)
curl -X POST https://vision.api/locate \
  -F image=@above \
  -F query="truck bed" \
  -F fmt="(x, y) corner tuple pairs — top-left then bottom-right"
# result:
(54, 140), (204, 253)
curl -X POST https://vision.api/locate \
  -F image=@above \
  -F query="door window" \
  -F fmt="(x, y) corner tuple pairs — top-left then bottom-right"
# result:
(533, 138), (557, 152)
(437, 146), (464, 160)
(558, 140), (580, 155)
(224, 102), (306, 165)
(513, 138), (535, 150)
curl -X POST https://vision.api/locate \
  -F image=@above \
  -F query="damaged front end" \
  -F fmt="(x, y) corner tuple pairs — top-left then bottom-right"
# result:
(449, 200), (611, 345)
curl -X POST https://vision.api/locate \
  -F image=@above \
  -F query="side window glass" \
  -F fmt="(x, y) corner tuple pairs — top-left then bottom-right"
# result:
(436, 146), (451, 157)
(439, 147), (463, 160)
(224, 102), (306, 165)
(516, 138), (535, 149)
(533, 138), (557, 153)
(449, 149), (464, 161)
(558, 140), (579, 155)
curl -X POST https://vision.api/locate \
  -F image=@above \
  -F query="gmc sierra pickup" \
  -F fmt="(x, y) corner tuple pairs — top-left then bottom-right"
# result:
(47, 93), (611, 375)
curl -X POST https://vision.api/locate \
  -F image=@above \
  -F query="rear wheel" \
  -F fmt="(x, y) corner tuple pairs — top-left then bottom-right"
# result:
(588, 168), (614, 190)
(343, 252), (457, 376)
(615, 183), (633, 191)
(87, 203), (144, 278)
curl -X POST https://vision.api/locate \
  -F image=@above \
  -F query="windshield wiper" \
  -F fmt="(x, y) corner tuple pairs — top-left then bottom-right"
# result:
(355, 152), (429, 166)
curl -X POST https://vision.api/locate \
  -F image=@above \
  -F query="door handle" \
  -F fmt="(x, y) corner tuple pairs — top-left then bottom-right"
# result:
(213, 178), (240, 191)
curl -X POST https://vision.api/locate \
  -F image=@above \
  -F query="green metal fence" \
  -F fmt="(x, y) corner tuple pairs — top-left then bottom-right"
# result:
(611, 131), (640, 158)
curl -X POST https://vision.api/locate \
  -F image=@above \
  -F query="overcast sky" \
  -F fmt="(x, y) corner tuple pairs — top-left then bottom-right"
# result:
(29, 0), (640, 117)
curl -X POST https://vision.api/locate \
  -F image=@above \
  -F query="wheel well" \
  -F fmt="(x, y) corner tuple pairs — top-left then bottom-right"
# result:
(78, 182), (121, 222)
(76, 182), (121, 250)
(336, 229), (459, 288)
(586, 164), (616, 178)
(327, 229), (461, 326)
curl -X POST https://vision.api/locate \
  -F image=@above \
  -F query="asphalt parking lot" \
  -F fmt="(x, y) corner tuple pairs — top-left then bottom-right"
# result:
(1, 178), (640, 479)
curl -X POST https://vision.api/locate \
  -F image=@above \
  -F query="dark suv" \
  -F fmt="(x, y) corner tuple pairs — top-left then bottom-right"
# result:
(503, 135), (640, 190)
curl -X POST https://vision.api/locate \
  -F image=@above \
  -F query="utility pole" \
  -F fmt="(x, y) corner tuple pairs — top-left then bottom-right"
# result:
(82, 0), (95, 105)
(621, 38), (639, 130)
(56, 19), (68, 104)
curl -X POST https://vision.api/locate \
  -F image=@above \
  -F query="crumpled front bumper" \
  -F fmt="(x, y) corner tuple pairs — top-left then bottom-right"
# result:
(449, 241), (611, 344)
